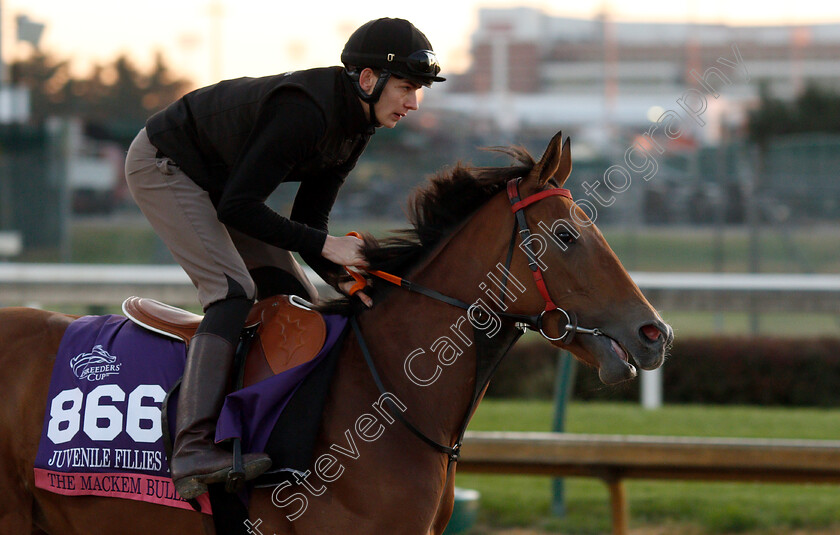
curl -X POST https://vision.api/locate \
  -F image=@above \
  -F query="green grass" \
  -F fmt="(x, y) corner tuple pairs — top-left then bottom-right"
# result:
(469, 400), (840, 439)
(662, 311), (840, 337)
(46, 221), (838, 336)
(69, 225), (163, 263)
(40, 219), (840, 275)
(457, 401), (840, 534)
(600, 225), (840, 274)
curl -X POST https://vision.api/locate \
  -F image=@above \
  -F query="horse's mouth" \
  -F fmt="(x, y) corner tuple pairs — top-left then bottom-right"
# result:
(580, 334), (638, 385)
(610, 338), (629, 363)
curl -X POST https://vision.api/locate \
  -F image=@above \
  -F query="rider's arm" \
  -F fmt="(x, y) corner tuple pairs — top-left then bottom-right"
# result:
(215, 89), (329, 257)
(291, 134), (370, 285)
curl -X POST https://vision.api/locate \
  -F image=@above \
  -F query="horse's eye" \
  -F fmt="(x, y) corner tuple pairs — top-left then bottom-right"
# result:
(555, 231), (577, 244)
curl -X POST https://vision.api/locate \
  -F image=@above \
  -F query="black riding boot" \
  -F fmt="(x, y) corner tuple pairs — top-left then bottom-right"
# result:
(171, 332), (272, 499)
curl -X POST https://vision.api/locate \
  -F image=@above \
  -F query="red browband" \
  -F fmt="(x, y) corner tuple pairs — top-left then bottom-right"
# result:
(509, 187), (573, 213)
(506, 180), (574, 313)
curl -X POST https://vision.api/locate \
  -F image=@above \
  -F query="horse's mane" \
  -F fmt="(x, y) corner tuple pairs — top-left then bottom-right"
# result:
(317, 146), (535, 314)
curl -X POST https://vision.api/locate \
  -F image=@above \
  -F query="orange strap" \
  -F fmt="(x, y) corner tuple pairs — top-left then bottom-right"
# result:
(343, 232), (403, 294)
(344, 267), (368, 295)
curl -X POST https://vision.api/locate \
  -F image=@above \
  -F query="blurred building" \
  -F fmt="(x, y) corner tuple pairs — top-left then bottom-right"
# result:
(427, 7), (840, 145)
(418, 7), (840, 225)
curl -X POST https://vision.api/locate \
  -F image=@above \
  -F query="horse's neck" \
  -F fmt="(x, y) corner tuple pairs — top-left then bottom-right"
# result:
(358, 195), (519, 442)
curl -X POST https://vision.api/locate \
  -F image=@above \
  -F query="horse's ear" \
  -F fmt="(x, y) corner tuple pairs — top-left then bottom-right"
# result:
(555, 136), (572, 188)
(533, 131), (572, 187)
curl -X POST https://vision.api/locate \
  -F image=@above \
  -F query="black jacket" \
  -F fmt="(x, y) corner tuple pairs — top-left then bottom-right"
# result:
(146, 67), (372, 280)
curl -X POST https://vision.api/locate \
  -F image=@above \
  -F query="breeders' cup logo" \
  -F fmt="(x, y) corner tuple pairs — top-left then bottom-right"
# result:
(70, 345), (122, 382)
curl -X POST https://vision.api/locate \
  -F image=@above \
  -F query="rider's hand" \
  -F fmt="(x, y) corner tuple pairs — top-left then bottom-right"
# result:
(338, 280), (373, 308)
(323, 235), (372, 308)
(321, 235), (368, 267)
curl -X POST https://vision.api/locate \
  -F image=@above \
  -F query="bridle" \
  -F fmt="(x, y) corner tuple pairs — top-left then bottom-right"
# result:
(348, 177), (603, 344)
(503, 177), (604, 342)
(345, 177), (607, 505)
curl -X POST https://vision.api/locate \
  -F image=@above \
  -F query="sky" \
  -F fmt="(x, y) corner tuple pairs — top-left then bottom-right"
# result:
(6, 0), (840, 88)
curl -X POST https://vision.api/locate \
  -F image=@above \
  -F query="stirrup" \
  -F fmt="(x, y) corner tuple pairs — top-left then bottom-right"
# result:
(226, 438), (246, 493)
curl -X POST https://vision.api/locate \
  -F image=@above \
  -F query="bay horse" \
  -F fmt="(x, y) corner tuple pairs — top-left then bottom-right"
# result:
(0, 132), (672, 534)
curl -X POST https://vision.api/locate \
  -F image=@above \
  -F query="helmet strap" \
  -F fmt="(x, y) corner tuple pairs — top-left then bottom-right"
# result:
(345, 68), (391, 129)
(345, 68), (391, 103)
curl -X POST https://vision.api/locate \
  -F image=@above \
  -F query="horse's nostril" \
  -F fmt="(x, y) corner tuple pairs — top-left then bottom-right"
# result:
(641, 324), (661, 342)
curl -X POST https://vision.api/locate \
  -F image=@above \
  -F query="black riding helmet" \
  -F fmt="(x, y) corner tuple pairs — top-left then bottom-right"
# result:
(342, 18), (446, 106)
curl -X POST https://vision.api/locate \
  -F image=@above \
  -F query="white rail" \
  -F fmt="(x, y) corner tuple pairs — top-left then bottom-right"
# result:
(1, 264), (837, 310)
(1, 264), (836, 409)
(0, 263), (328, 307)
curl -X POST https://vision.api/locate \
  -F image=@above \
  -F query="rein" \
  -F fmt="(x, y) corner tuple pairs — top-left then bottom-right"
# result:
(347, 178), (604, 473)
(347, 178), (603, 343)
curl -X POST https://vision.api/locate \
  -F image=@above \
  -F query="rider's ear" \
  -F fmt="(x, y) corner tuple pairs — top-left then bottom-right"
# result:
(532, 131), (572, 188)
(359, 68), (377, 94)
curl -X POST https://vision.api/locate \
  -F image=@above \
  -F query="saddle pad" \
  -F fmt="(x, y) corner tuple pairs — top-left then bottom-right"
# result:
(34, 312), (347, 513)
(215, 314), (347, 454)
(33, 314), (212, 514)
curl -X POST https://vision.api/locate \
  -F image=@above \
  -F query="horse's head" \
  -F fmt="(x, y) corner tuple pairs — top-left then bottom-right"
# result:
(508, 131), (673, 384)
(352, 130), (671, 384)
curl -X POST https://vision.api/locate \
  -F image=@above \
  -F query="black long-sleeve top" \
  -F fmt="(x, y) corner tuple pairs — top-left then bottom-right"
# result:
(146, 67), (372, 282)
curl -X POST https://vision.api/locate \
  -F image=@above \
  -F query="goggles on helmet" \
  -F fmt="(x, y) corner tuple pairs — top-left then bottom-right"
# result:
(388, 50), (441, 77)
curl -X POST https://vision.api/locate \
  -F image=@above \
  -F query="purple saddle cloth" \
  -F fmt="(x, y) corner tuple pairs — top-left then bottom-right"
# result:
(33, 312), (347, 512)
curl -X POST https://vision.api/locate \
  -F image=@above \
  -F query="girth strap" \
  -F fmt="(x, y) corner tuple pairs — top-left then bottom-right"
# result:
(351, 315), (522, 470)
(350, 317), (461, 462)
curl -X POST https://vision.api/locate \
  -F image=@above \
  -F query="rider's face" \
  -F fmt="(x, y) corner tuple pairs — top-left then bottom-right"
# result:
(373, 76), (422, 128)
(357, 69), (422, 128)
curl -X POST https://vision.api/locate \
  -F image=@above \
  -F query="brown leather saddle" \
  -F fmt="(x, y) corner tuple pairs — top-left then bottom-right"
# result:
(122, 295), (327, 387)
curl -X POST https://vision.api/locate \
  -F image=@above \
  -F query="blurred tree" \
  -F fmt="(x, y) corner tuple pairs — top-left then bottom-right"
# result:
(748, 81), (840, 148)
(747, 81), (793, 151)
(796, 84), (840, 133)
(10, 51), (191, 145)
(9, 52), (72, 117)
